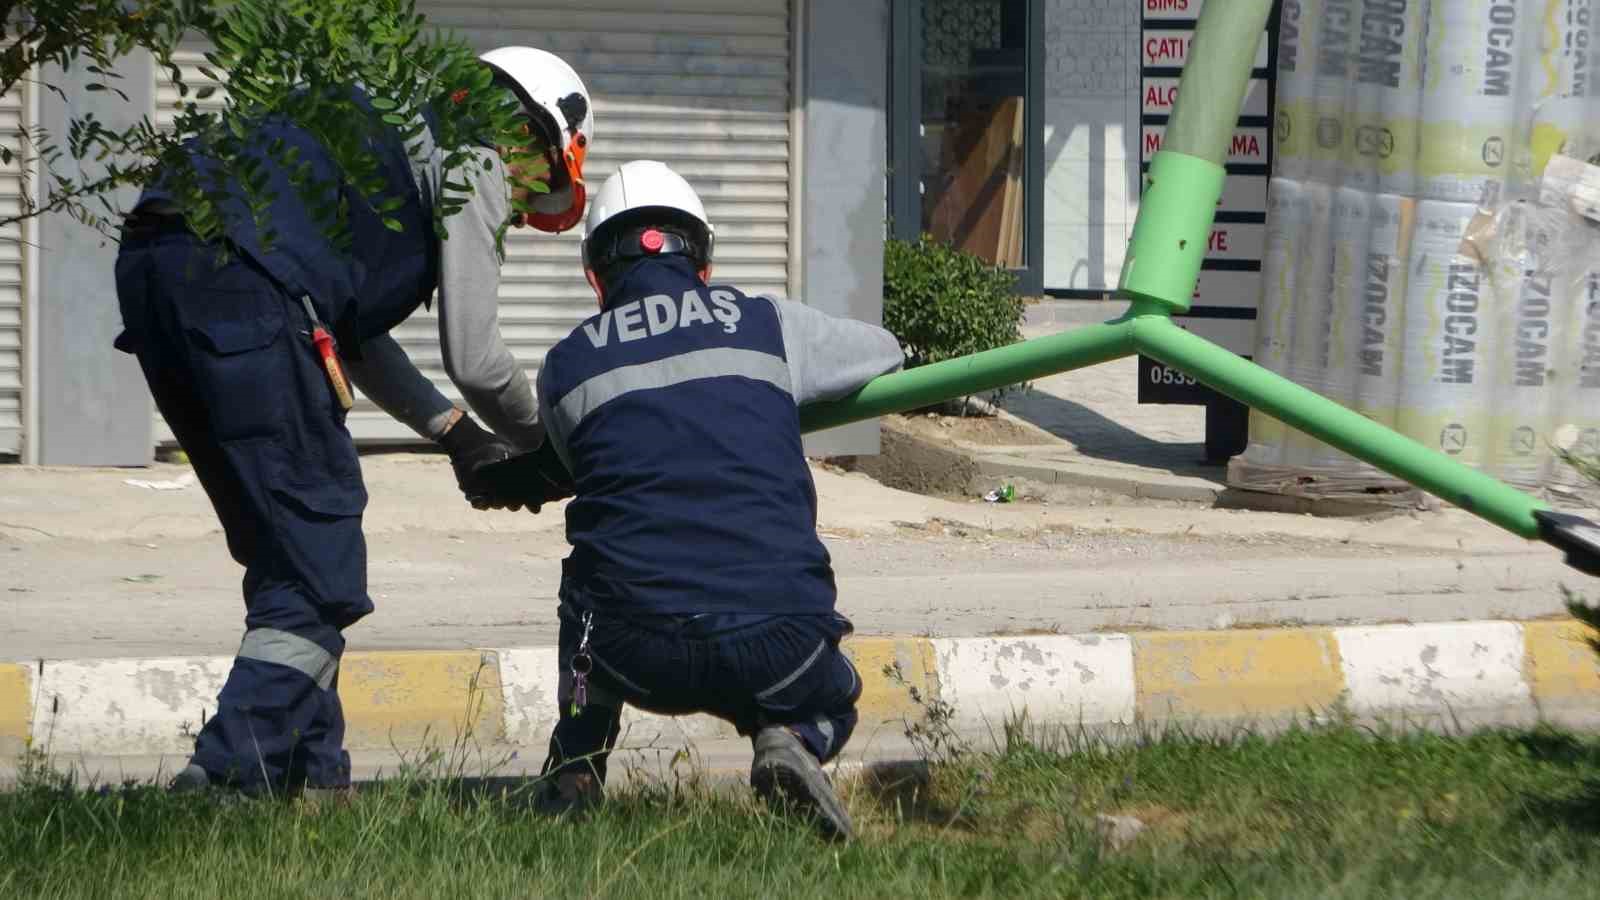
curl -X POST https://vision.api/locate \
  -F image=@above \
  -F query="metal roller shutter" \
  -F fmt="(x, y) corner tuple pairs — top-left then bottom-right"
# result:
(155, 0), (791, 444)
(0, 82), (26, 455)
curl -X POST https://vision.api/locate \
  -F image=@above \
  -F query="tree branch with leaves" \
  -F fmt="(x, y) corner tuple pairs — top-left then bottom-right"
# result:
(2, 0), (546, 248)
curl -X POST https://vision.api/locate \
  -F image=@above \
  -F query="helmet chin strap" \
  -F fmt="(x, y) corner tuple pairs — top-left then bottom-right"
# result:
(525, 179), (586, 233)
(523, 133), (588, 233)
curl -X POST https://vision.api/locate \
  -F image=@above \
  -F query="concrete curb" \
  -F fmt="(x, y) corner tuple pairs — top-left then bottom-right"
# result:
(974, 453), (1225, 504)
(5, 621), (1598, 758)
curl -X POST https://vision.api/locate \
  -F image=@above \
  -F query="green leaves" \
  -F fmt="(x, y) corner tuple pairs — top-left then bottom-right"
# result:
(2, 0), (535, 246)
(882, 235), (1025, 372)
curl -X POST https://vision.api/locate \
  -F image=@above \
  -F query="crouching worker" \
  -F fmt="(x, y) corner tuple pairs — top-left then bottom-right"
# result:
(532, 161), (904, 839)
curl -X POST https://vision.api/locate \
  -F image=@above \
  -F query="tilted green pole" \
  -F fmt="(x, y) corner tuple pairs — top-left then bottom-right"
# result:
(799, 321), (1134, 433)
(1131, 321), (1545, 538)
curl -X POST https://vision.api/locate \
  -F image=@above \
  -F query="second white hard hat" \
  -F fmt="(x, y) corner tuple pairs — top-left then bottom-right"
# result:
(581, 160), (715, 274)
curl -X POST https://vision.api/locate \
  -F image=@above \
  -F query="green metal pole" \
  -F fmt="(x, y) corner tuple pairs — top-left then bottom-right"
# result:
(1162, 0), (1275, 163)
(799, 321), (1135, 433)
(1119, 0), (1273, 315)
(1131, 318), (1547, 539)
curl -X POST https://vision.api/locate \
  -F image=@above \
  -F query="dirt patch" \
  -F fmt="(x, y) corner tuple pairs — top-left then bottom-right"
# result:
(826, 421), (979, 497)
(823, 412), (1060, 499)
(893, 410), (1059, 447)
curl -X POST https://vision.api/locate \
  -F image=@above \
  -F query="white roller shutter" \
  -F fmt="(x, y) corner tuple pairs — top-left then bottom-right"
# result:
(0, 81), (26, 455)
(155, 1), (791, 445)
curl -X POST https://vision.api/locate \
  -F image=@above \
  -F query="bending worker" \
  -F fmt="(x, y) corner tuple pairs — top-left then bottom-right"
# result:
(533, 160), (905, 840)
(111, 47), (592, 796)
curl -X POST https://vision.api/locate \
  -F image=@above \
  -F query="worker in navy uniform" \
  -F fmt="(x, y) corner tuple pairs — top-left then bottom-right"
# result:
(112, 47), (593, 797)
(532, 160), (906, 840)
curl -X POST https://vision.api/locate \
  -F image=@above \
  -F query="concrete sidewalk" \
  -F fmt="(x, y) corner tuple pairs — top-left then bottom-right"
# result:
(1, 454), (1578, 661)
(998, 300), (1216, 499)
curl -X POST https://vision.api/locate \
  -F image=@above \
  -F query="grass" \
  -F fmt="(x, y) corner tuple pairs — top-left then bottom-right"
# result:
(5, 720), (1600, 899)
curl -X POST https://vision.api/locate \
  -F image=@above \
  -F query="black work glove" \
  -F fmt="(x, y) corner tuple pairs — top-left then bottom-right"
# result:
(437, 413), (520, 510)
(474, 438), (576, 512)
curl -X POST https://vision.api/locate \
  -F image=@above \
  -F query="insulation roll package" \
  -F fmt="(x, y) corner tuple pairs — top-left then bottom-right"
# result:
(1244, 178), (1307, 465)
(1394, 200), (1497, 468)
(1486, 270), (1562, 489)
(1547, 269), (1600, 487)
(1529, 0), (1598, 180)
(1341, 0), (1427, 196)
(1284, 183), (1338, 466)
(1275, 0), (1324, 181)
(1416, 0), (1531, 203)
(1351, 193), (1415, 432)
(1306, 0), (1362, 184)
(1307, 186), (1378, 471)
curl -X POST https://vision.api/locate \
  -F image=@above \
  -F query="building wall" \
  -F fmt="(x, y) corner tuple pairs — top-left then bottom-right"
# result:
(0, 80), (29, 458)
(33, 55), (155, 465)
(1041, 0), (1140, 293)
(798, 0), (890, 458)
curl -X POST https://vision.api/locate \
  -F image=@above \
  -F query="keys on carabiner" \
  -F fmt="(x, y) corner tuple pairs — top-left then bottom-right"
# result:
(569, 611), (595, 717)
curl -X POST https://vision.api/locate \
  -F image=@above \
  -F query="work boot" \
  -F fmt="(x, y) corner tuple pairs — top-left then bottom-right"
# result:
(165, 762), (262, 803)
(750, 726), (854, 841)
(167, 763), (212, 794)
(534, 770), (604, 818)
(294, 785), (357, 812)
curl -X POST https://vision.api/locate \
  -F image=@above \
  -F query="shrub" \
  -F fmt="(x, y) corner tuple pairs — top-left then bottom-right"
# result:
(882, 235), (1026, 370)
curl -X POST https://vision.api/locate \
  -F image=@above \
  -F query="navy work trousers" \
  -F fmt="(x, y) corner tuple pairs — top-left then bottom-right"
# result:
(543, 604), (863, 784)
(114, 224), (371, 791)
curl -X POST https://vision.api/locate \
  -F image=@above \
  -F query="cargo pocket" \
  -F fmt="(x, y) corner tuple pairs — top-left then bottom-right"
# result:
(185, 302), (289, 441)
(266, 470), (372, 630)
(113, 250), (150, 355)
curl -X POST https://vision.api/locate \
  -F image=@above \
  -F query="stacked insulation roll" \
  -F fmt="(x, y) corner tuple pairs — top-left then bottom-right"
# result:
(1548, 268), (1600, 487)
(1247, 0), (1600, 495)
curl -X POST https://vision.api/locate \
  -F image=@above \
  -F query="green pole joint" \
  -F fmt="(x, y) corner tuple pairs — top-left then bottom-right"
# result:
(1117, 151), (1226, 315)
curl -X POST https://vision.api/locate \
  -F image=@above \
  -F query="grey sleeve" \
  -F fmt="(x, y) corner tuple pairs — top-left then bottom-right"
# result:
(765, 296), (905, 406)
(342, 333), (457, 440)
(434, 146), (545, 450)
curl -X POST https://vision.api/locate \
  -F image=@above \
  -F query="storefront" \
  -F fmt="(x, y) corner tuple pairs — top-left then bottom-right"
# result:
(888, 0), (1145, 299)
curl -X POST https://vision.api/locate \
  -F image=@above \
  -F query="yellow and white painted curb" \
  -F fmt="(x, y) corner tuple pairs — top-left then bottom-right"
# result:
(5, 620), (1599, 758)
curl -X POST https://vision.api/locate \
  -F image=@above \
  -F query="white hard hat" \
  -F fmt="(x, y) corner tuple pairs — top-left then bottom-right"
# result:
(581, 160), (715, 275)
(479, 46), (594, 233)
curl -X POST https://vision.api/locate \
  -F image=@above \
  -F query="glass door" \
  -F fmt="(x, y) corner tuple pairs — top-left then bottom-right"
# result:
(890, 0), (1042, 292)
